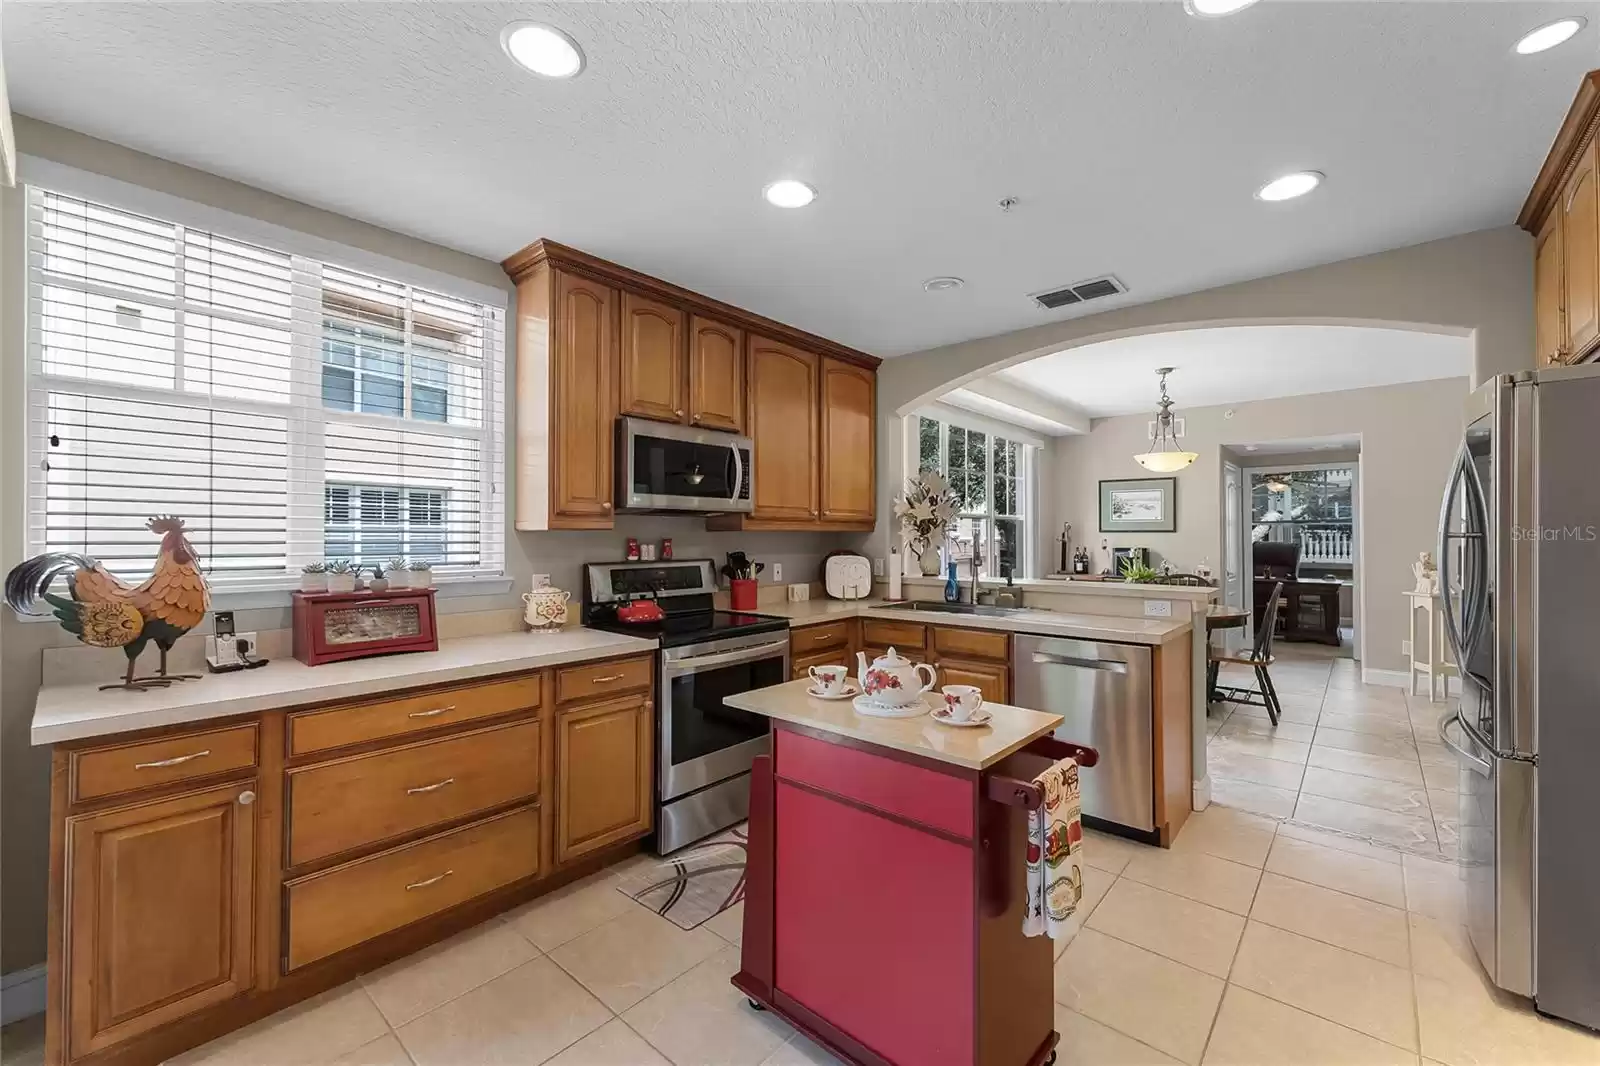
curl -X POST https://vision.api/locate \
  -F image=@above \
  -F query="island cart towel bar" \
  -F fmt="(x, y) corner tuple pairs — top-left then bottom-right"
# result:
(734, 725), (1101, 1066)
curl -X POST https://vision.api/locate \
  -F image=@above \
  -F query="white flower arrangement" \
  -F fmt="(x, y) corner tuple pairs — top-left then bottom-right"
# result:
(893, 470), (960, 559)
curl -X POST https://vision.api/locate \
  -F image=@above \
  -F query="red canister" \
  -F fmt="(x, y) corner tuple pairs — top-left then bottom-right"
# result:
(625, 537), (640, 561)
(730, 578), (758, 612)
(661, 538), (673, 560)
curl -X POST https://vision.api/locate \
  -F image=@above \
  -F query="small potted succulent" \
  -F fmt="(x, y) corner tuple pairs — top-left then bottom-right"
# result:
(326, 559), (356, 593)
(387, 557), (410, 588)
(300, 561), (328, 592)
(367, 561), (390, 593)
(408, 559), (433, 589)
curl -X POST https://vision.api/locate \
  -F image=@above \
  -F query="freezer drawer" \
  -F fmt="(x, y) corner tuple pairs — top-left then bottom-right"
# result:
(1013, 635), (1153, 833)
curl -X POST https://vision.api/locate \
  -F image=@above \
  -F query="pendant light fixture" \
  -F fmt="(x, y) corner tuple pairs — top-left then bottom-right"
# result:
(1133, 367), (1199, 472)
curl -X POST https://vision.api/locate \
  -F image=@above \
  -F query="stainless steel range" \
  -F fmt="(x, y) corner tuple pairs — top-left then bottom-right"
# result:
(581, 559), (788, 853)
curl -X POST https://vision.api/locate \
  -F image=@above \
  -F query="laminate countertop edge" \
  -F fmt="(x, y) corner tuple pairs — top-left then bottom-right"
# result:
(31, 628), (659, 746)
(757, 600), (1193, 644)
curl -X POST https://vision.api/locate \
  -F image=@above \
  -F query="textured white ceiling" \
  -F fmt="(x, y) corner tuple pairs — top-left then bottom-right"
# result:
(5, 2), (1593, 357)
(988, 325), (1472, 416)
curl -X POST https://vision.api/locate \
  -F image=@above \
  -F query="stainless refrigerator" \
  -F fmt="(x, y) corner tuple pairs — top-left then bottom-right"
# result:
(1436, 363), (1600, 1032)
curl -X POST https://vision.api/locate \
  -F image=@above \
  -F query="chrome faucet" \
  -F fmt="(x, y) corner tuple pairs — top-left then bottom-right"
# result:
(968, 560), (981, 605)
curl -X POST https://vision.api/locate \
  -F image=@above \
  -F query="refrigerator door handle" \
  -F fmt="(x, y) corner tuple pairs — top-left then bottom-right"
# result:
(1459, 448), (1493, 657)
(1438, 445), (1472, 665)
(1439, 710), (1493, 777)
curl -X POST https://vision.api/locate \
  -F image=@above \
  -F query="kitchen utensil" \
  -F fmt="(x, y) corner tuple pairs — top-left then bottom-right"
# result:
(807, 664), (849, 696)
(730, 578), (757, 611)
(522, 575), (571, 631)
(806, 681), (861, 701)
(852, 693), (929, 719)
(940, 684), (983, 722)
(854, 647), (937, 709)
(931, 706), (993, 728)
(617, 598), (665, 623)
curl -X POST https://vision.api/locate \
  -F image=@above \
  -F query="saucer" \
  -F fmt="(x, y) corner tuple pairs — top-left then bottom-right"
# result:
(806, 681), (860, 701)
(931, 706), (993, 728)
(852, 694), (928, 719)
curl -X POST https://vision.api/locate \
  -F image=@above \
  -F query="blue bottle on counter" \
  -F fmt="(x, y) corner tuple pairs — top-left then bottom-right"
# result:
(945, 560), (960, 603)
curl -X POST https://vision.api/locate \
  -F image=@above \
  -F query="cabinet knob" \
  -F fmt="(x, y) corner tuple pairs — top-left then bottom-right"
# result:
(675, 409), (685, 417)
(238, 790), (256, 806)
(602, 502), (612, 511)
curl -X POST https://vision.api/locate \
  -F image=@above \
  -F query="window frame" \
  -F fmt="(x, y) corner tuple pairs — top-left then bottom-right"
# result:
(15, 162), (511, 612)
(913, 411), (1038, 579)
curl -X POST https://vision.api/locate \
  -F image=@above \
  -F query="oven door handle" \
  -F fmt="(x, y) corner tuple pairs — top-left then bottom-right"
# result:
(663, 640), (790, 675)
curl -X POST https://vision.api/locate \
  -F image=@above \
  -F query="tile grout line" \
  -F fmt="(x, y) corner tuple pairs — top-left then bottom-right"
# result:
(1195, 818), (1280, 1065)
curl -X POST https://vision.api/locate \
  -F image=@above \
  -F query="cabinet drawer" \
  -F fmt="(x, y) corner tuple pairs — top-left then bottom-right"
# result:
(71, 723), (259, 804)
(285, 805), (540, 970)
(554, 655), (652, 704)
(287, 720), (541, 866)
(288, 674), (544, 756)
(791, 647), (852, 681)
(791, 620), (850, 654)
(932, 626), (1010, 663)
(860, 618), (925, 650)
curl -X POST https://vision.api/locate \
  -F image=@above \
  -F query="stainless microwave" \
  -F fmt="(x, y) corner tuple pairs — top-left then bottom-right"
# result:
(616, 417), (753, 513)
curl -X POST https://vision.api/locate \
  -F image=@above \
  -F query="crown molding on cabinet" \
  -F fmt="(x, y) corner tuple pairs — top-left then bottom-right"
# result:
(1520, 69), (1600, 233)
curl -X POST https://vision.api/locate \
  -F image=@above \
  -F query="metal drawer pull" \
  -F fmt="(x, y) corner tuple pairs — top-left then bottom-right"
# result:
(407, 705), (456, 718)
(135, 749), (211, 769)
(406, 777), (455, 795)
(590, 674), (624, 683)
(405, 870), (454, 891)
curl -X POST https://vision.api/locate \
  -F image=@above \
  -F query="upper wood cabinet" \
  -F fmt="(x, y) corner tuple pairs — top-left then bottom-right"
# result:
(1522, 70), (1600, 366)
(65, 782), (257, 1059)
(747, 336), (820, 522)
(619, 292), (686, 423)
(819, 357), (876, 523)
(689, 315), (745, 432)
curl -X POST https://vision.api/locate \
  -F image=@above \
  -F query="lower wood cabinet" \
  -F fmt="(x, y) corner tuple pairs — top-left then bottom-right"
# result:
(65, 781), (257, 1059)
(934, 658), (1009, 704)
(555, 693), (653, 865)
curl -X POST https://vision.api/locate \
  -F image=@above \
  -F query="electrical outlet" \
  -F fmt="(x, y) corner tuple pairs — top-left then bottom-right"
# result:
(1401, 639), (1412, 656)
(872, 557), (885, 577)
(772, 563), (782, 582)
(1143, 600), (1173, 618)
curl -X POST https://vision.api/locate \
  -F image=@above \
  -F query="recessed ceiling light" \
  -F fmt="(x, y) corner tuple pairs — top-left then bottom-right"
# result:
(501, 23), (585, 79)
(923, 277), (964, 292)
(1184, 0), (1261, 18)
(1256, 171), (1324, 202)
(762, 180), (816, 209)
(1515, 17), (1585, 55)
(1245, 444), (1258, 451)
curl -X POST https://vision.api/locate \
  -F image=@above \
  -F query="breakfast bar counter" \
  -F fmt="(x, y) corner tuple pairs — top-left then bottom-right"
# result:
(723, 679), (1087, 1066)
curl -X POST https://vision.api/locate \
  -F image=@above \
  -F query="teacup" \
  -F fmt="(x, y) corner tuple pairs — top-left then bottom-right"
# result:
(808, 664), (849, 696)
(941, 684), (983, 722)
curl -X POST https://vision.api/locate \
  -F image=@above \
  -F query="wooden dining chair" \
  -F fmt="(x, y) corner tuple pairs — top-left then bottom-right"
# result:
(1210, 581), (1285, 725)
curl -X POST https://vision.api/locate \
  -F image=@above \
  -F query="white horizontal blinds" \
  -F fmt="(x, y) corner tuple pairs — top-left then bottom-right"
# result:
(25, 186), (506, 586)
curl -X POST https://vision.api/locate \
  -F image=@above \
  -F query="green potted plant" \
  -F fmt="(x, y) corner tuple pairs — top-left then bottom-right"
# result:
(299, 561), (327, 592)
(326, 559), (356, 593)
(1120, 558), (1161, 584)
(367, 561), (390, 593)
(387, 557), (409, 588)
(408, 558), (433, 589)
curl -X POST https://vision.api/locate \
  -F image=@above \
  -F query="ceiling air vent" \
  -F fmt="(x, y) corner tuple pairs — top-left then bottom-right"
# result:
(1031, 275), (1126, 311)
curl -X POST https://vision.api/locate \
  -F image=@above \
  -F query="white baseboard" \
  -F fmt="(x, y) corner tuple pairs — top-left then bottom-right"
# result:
(1362, 668), (1410, 688)
(1, 963), (47, 1024)
(1192, 775), (1212, 811)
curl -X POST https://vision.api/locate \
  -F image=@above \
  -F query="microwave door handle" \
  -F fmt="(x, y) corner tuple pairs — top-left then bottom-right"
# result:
(729, 445), (743, 502)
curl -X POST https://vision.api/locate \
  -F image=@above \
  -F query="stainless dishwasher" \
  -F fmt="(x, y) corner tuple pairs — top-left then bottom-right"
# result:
(1013, 634), (1154, 834)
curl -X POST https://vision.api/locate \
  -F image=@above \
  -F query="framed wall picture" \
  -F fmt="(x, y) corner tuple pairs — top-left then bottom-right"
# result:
(1099, 477), (1177, 533)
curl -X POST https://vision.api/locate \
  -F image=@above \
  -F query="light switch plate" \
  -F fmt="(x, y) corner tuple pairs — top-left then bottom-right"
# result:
(1143, 600), (1173, 618)
(872, 557), (885, 577)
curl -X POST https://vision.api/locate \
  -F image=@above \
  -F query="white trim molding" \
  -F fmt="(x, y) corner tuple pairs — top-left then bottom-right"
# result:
(1, 963), (46, 1024)
(1192, 774), (1212, 811)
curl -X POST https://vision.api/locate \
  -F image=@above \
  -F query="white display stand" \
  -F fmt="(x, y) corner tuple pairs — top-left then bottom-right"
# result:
(1406, 591), (1457, 702)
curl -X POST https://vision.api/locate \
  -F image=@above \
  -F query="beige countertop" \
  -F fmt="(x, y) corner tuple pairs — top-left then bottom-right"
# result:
(722, 678), (1064, 771)
(755, 598), (1190, 644)
(31, 628), (658, 746)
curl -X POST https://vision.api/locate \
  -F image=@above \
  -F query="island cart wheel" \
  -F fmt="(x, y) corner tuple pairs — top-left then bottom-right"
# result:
(746, 998), (767, 1012)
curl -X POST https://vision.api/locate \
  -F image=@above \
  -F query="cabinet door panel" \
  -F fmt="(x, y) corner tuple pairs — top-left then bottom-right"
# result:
(935, 657), (1009, 705)
(67, 782), (256, 1057)
(1563, 141), (1599, 358)
(556, 695), (652, 864)
(689, 316), (745, 432)
(552, 271), (617, 525)
(746, 336), (819, 522)
(818, 357), (876, 523)
(1536, 206), (1566, 366)
(619, 292), (685, 423)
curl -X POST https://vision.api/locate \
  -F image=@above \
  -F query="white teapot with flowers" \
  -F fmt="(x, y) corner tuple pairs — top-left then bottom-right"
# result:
(856, 647), (938, 709)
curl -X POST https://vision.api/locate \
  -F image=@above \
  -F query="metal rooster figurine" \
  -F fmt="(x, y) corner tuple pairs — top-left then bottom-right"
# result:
(5, 516), (211, 690)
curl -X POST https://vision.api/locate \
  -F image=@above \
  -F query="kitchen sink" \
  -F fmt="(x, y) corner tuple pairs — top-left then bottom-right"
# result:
(885, 600), (1022, 617)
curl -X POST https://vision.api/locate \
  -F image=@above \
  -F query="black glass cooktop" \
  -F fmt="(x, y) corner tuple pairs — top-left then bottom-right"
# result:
(585, 609), (789, 648)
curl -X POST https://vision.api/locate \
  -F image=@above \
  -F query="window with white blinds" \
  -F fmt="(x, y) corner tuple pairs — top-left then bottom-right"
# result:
(24, 187), (506, 587)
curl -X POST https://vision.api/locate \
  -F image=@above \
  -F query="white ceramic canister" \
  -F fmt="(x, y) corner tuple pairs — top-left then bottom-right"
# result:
(522, 574), (571, 631)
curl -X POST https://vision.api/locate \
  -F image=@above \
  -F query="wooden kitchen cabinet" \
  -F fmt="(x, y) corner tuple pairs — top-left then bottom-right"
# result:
(1523, 70), (1600, 366)
(933, 658), (1009, 704)
(818, 356), (876, 523)
(746, 335), (820, 522)
(619, 291), (686, 423)
(554, 694), (653, 865)
(689, 315), (745, 432)
(64, 781), (257, 1060)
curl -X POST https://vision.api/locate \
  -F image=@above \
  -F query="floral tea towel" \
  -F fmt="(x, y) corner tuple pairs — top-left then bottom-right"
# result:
(1023, 758), (1083, 939)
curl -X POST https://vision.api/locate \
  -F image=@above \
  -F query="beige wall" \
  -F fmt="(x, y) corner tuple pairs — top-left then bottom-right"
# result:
(0, 120), (850, 973)
(1048, 378), (1470, 675)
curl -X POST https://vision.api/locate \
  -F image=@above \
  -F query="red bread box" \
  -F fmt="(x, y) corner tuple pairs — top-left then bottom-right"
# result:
(291, 588), (439, 666)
